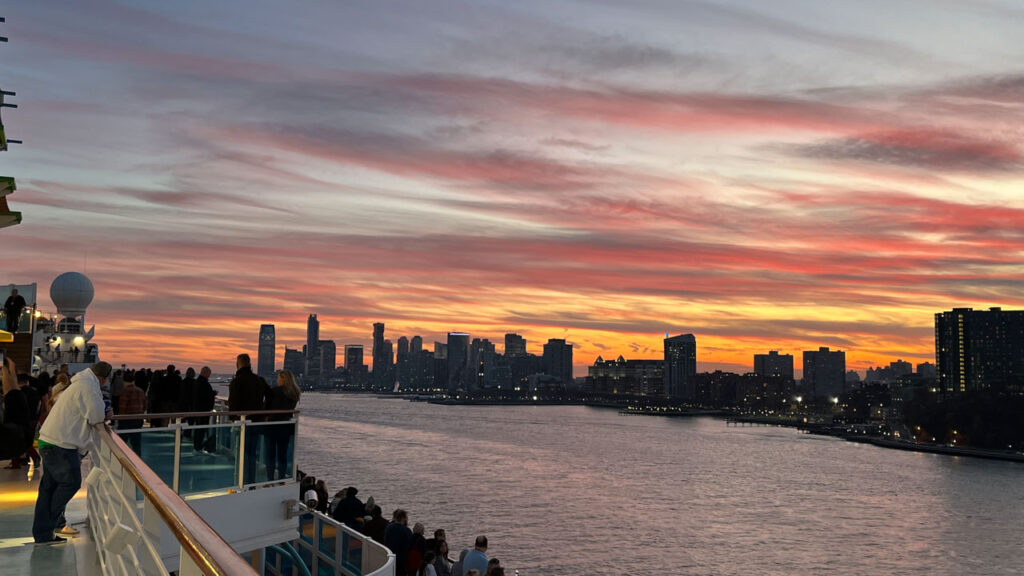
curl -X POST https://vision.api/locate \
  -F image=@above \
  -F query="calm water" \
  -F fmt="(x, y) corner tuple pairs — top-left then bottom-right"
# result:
(296, 394), (1024, 576)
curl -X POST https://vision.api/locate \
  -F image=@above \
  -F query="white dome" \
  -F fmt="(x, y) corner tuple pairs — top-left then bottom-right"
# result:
(50, 272), (94, 318)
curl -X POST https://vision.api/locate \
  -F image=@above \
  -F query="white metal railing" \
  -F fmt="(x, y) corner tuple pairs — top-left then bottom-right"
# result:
(89, 423), (259, 576)
(265, 506), (394, 576)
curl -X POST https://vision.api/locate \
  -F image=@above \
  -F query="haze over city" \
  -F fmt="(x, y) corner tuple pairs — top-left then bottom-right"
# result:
(3, 0), (1024, 373)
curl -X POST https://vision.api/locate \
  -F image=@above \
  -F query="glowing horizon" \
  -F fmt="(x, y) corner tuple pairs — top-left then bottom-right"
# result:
(3, 1), (1023, 375)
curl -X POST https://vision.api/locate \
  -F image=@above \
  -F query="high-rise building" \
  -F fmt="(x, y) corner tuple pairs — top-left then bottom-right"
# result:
(471, 338), (497, 389)
(936, 307), (1024, 393)
(916, 362), (936, 379)
(283, 347), (304, 376)
(257, 324), (275, 378)
(380, 339), (394, 389)
(664, 334), (697, 400)
(505, 333), (527, 358)
(319, 340), (336, 375)
(409, 336), (424, 388)
(372, 322), (387, 388)
(890, 359), (913, 378)
(446, 332), (471, 392)
(542, 338), (573, 384)
(753, 350), (794, 379)
(803, 347), (846, 397)
(305, 314), (320, 382)
(588, 356), (664, 395)
(344, 345), (364, 370)
(396, 336), (411, 388)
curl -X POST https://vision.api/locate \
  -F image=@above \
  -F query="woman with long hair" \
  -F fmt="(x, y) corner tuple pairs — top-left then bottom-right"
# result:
(267, 370), (300, 480)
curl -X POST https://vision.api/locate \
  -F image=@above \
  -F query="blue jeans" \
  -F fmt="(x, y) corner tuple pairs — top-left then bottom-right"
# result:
(32, 445), (82, 542)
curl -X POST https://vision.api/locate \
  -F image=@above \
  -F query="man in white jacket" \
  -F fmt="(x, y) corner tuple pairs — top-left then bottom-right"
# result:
(32, 361), (111, 544)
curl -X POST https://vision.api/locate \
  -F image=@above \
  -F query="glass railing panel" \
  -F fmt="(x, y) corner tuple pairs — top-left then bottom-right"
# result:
(318, 521), (337, 560)
(341, 531), (363, 576)
(127, 428), (177, 486)
(300, 513), (315, 545)
(177, 419), (240, 494)
(242, 420), (297, 485)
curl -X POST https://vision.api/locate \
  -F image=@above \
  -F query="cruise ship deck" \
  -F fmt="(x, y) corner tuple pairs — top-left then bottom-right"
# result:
(0, 462), (98, 575)
(0, 411), (396, 576)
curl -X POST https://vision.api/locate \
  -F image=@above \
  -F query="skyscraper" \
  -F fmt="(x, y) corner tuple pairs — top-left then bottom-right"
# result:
(396, 336), (410, 387)
(344, 345), (364, 369)
(409, 335), (424, 389)
(381, 339), (394, 389)
(372, 322), (387, 388)
(505, 333), (527, 358)
(471, 338), (497, 389)
(283, 347), (304, 376)
(935, 307), (1024, 393)
(753, 350), (794, 379)
(542, 338), (573, 384)
(664, 334), (697, 399)
(257, 324), (275, 378)
(319, 340), (336, 375)
(447, 332), (470, 392)
(305, 314), (320, 383)
(802, 347), (846, 397)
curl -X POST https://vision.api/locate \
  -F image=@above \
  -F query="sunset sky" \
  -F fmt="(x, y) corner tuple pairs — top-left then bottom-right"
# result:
(3, 0), (1024, 375)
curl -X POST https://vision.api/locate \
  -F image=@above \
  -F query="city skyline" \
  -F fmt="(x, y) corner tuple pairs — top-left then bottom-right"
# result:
(4, 1), (1024, 372)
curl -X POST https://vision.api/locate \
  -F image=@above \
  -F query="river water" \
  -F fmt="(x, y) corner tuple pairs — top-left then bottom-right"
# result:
(295, 394), (1024, 576)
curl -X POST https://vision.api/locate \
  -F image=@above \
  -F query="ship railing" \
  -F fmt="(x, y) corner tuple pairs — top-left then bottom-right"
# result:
(90, 422), (259, 576)
(109, 409), (300, 495)
(264, 504), (395, 576)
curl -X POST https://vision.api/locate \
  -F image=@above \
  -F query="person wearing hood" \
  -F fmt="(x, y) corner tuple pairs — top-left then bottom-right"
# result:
(32, 361), (111, 544)
(332, 486), (366, 529)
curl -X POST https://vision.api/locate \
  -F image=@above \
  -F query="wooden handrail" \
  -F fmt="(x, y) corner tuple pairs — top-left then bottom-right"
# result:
(109, 409), (298, 421)
(94, 423), (259, 575)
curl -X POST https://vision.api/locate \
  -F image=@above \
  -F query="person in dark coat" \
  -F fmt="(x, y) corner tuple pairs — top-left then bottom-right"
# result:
(228, 354), (271, 482)
(228, 354), (270, 416)
(364, 505), (388, 544)
(384, 509), (413, 576)
(192, 366), (216, 452)
(177, 367), (197, 413)
(332, 486), (366, 529)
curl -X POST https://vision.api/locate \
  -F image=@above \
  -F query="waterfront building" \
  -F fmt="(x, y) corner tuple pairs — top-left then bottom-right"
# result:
(664, 334), (697, 400)
(542, 338), (573, 384)
(510, 353), (542, 389)
(803, 347), (846, 397)
(505, 333), (527, 357)
(345, 344), (364, 369)
(319, 339), (336, 374)
(753, 350), (794, 379)
(936, 307), (1024, 393)
(371, 322), (386, 388)
(396, 336), (410, 388)
(588, 356), (664, 395)
(409, 335), (424, 388)
(380, 339), (394, 389)
(305, 314), (320, 383)
(471, 337), (497, 389)
(447, 332), (471, 392)
(414, 348), (435, 390)
(283, 347), (304, 376)
(257, 324), (275, 378)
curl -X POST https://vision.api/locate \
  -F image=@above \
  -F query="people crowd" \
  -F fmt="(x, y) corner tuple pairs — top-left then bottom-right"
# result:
(297, 471), (503, 576)
(2, 352), (511, 571)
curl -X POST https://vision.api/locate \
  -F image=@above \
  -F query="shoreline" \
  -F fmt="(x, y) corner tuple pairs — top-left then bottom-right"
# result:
(305, 392), (1024, 464)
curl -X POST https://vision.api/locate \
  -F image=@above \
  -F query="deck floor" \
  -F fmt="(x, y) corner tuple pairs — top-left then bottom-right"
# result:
(0, 460), (101, 576)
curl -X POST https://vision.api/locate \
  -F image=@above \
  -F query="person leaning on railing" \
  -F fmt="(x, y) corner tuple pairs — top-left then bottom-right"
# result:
(32, 361), (112, 545)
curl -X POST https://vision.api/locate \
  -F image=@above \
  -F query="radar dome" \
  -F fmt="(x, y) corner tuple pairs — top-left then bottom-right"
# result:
(50, 272), (94, 318)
